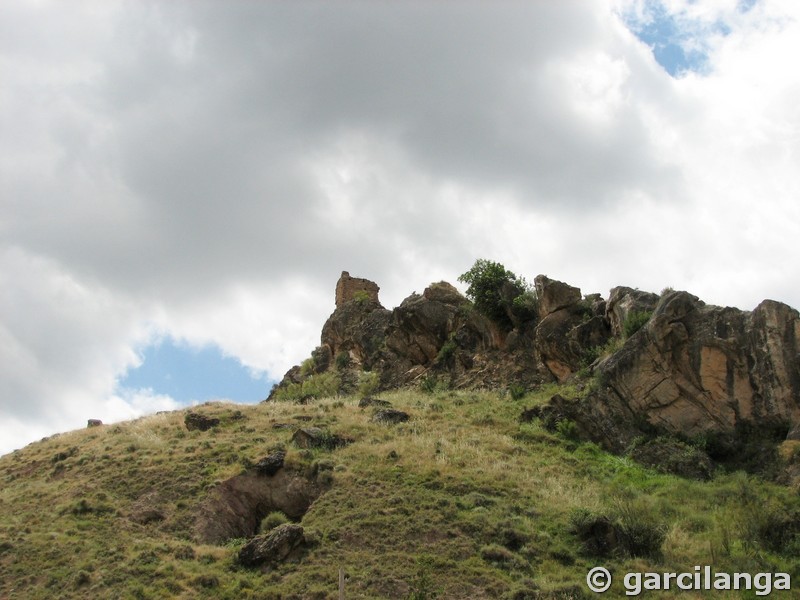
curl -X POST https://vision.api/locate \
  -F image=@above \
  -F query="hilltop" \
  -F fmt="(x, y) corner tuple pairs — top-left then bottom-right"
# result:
(1, 265), (799, 599)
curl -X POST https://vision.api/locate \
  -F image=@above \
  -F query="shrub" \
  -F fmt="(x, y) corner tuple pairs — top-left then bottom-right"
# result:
(273, 371), (341, 401)
(420, 375), (439, 394)
(508, 384), (526, 401)
(611, 497), (668, 559)
(623, 310), (652, 338)
(301, 371), (341, 398)
(406, 555), (440, 600)
(570, 497), (667, 559)
(259, 511), (289, 533)
(357, 371), (380, 397)
(555, 419), (579, 441)
(334, 351), (351, 371)
(353, 290), (371, 305)
(299, 357), (315, 377)
(435, 340), (457, 366)
(458, 259), (528, 328)
(511, 289), (539, 320)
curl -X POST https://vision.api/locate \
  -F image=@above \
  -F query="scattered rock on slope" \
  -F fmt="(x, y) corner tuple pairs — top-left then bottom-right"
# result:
(238, 523), (305, 568)
(184, 412), (220, 432)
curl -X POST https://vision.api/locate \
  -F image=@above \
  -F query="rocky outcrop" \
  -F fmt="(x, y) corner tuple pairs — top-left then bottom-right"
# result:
(383, 282), (499, 375)
(598, 291), (800, 437)
(533, 276), (610, 382)
(298, 277), (514, 391)
(531, 290), (800, 477)
(255, 451), (286, 476)
(320, 297), (391, 370)
(271, 270), (800, 477)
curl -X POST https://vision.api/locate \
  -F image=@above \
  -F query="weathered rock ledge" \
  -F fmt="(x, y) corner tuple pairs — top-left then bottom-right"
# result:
(268, 271), (800, 478)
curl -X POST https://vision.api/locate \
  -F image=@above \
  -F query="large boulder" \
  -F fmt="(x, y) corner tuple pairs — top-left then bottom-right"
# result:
(184, 412), (220, 432)
(238, 523), (305, 568)
(535, 275), (582, 318)
(371, 409), (410, 424)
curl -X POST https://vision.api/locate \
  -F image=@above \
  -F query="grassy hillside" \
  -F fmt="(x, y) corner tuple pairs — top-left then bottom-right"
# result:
(1, 385), (798, 599)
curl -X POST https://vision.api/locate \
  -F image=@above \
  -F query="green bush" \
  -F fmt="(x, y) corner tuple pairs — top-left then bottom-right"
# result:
(357, 371), (380, 397)
(299, 357), (315, 378)
(353, 290), (371, 305)
(511, 289), (539, 319)
(273, 371), (341, 401)
(420, 375), (442, 394)
(508, 383), (526, 401)
(458, 259), (528, 328)
(435, 340), (457, 365)
(406, 555), (440, 600)
(555, 419), (579, 441)
(301, 371), (340, 398)
(334, 351), (351, 371)
(259, 511), (288, 533)
(570, 497), (666, 559)
(623, 310), (652, 338)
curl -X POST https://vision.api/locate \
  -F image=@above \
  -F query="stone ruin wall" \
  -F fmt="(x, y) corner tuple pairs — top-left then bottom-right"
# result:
(334, 271), (380, 308)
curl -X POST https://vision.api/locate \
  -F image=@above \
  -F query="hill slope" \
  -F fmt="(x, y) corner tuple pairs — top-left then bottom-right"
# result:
(2, 386), (799, 599)
(3, 268), (800, 598)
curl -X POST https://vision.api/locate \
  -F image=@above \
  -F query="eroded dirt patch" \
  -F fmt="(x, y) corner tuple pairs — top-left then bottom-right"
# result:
(195, 468), (327, 544)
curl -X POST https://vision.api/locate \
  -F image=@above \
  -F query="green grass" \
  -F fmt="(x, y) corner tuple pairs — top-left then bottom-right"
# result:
(1, 388), (799, 599)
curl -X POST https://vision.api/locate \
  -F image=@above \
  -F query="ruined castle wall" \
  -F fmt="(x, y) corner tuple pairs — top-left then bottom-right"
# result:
(335, 271), (380, 308)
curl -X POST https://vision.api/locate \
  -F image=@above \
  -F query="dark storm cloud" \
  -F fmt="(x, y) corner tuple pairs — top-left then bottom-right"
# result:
(3, 1), (671, 298)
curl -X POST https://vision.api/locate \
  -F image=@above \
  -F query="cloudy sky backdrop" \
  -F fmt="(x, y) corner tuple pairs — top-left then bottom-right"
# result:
(2, 0), (799, 454)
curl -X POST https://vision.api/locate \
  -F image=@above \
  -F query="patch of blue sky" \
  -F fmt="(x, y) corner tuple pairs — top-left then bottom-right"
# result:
(118, 337), (273, 404)
(621, 1), (737, 77)
(738, 0), (758, 14)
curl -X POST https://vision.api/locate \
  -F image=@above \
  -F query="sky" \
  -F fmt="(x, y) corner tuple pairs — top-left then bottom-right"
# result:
(2, 0), (800, 455)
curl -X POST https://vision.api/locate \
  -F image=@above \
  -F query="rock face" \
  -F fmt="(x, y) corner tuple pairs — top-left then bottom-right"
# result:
(309, 277), (512, 390)
(535, 275), (582, 318)
(533, 276), (610, 382)
(271, 270), (800, 472)
(531, 291), (800, 467)
(238, 523), (305, 568)
(383, 282), (499, 378)
(321, 296), (391, 370)
(599, 291), (800, 437)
